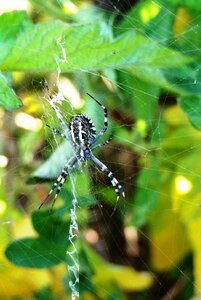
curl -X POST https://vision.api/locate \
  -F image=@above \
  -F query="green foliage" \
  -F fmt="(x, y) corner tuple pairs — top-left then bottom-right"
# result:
(1, 0), (201, 299)
(179, 95), (201, 130)
(0, 72), (22, 110)
(0, 11), (193, 75)
(30, 140), (74, 181)
(5, 210), (70, 268)
(132, 157), (161, 227)
(5, 237), (66, 268)
(0, 11), (31, 62)
(164, 0), (201, 11)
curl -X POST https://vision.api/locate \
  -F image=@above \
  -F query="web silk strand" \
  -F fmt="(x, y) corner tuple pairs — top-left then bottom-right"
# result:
(67, 174), (79, 299)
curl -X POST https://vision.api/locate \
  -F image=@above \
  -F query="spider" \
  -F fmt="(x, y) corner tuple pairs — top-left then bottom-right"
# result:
(39, 93), (125, 210)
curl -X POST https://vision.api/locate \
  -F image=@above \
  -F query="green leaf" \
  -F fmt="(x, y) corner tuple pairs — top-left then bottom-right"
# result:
(0, 11), (195, 96)
(29, 140), (74, 182)
(119, 72), (159, 131)
(83, 243), (153, 293)
(0, 11), (31, 63)
(148, 190), (190, 272)
(164, 0), (201, 12)
(78, 246), (95, 295)
(0, 72), (22, 110)
(178, 95), (201, 130)
(132, 80), (159, 127)
(31, 210), (70, 244)
(117, 0), (175, 45)
(0, 18), (192, 73)
(5, 210), (72, 269)
(132, 158), (161, 227)
(5, 237), (66, 268)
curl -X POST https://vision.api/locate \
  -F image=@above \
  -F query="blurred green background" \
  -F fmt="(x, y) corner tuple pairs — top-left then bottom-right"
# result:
(1, 0), (201, 299)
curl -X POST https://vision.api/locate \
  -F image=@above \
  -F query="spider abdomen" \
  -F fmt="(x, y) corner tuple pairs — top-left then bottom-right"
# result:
(69, 114), (96, 146)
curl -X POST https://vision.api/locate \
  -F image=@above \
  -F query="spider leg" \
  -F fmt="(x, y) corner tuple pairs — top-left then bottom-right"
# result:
(86, 93), (108, 145)
(50, 171), (68, 210)
(38, 156), (77, 209)
(90, 154), (125, 209)
(91, 135), (112, 151)
(46, 124), (66, 138)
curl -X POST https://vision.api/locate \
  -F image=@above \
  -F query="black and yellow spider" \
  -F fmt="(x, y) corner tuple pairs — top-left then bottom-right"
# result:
(39, 93), (125, 210)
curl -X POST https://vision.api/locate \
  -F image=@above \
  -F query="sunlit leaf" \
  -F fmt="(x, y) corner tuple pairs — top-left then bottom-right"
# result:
(165, 0), (201, 12)
(117, 0), (175, 44)
(162, 105), (201, 149)
(0, 11), (31, 62)
(0, 13), (192, 74)
(149, 192), (190, 271)
(83, 243), (153, 296)
(178, 95), (201, 130)
(0, 72), (22, 110)
(2, 217), (66, 297)
(172, 150), (201, 292)
(0, 265), (51, 298)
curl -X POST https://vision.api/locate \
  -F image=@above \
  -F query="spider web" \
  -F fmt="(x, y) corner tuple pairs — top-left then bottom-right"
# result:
(43, 60), (80, 299)
(1, 0), (201, 299)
